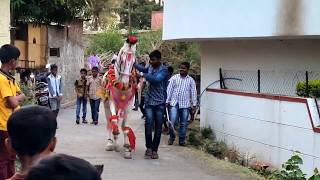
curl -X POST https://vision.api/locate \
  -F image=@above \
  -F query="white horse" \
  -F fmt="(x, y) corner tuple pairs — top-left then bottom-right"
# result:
(101, 37), (138, 159)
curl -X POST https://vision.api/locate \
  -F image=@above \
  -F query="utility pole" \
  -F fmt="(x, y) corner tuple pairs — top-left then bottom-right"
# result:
(128, 0), (132, 35)
(10, 3), (16, 45)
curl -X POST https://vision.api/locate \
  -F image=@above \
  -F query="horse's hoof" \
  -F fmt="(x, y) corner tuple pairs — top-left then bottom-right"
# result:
(124, 150), (132, 159)
(123, 144), (132, 159)
(114, 144), (121, 152)
(105, 139), (114, 151)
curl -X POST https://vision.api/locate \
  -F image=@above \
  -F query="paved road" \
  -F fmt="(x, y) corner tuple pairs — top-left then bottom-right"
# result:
(55, 104), (261, 180)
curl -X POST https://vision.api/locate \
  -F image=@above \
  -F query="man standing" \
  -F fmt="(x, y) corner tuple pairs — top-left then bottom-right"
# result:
(166, 62), (197, 146)
(0, 44), (26, 179)
(75, 68), (88, 124)
(134, 50), (168, 159)
(87, 67), (102, 125)
(47, 64), (63, 118)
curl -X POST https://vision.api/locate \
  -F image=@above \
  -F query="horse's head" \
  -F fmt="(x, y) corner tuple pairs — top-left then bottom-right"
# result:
(115, 42), (136, 86)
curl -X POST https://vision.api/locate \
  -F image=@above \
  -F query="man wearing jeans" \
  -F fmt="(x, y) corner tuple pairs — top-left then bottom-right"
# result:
(166, 62), (197, 146)
(75, 68), (88, 124)
(134, 50), (168, 159)
(47, 64), (63, 118)
(87, 67), (102, 125)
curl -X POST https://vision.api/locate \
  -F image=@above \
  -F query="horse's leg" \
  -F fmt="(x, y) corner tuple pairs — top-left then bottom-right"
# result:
(122, 108), (135, 159)
(104, 99), (113, 151)
(105, 98), (121, 152)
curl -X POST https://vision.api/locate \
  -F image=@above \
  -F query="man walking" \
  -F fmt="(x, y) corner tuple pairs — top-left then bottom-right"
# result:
(166, 62), (197, 146)
(134, 50), (168, 159)
(0, 44), (26, 179)
(47, 64), (63, 118)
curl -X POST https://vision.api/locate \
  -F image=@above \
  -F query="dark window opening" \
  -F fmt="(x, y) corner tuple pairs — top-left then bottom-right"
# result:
(15, 23), (28, 41)
(49, 48), (60, 57)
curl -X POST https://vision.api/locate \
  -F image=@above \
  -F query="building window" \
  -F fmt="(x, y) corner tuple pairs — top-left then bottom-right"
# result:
(15, 23), (28, 41)
(49, 48), (60, 57)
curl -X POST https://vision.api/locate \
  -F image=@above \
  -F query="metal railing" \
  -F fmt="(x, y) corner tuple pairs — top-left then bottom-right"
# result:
(17, 60), (36, 69)
(220, 68), (320, 97)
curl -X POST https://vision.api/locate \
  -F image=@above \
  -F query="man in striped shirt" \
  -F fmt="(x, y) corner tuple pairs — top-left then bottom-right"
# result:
(166, 62), (197, 146)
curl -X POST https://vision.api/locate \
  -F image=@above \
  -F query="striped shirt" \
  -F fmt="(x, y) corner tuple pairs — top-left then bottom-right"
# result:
(166, 74), (197, 108)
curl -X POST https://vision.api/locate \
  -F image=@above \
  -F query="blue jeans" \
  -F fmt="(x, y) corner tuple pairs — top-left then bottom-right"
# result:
(76, 96), (87, 120)
(169, 105), (190, 144)
(145, 104), (165, 152)
(90, 99), (101, 122)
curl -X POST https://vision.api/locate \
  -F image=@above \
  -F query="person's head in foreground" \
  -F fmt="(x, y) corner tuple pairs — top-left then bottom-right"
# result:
(179, 61), (190, 77)
(25, 154), (102, 180)
(5, 106), (57, 177)
(0, 44), (20, 71)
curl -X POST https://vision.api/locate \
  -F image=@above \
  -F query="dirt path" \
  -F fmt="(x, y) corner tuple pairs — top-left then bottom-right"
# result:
(55, 105), (262, 180)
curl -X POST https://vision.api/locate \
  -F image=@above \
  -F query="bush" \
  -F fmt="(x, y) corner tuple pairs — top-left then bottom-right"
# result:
(19, 83), (35, 106)
(203, 139), (227, 159)
(296, 80), (320, 98)
(200, 127), (215, 140)
(86, 31), (123, 55)
(270, 154), (306, 180)
(188, 131), (201, 147)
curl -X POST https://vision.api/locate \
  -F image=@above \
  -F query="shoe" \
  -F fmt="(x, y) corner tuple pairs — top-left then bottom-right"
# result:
(94, 121), (98, 125)
(90, 121), (95, 124)
(168, 138), (174, 145)
(144, 149), (152, 159)
(151, 151), (159, 159)
(76, 120), (80, 124)
(179, 142), (186, 147)
(82, 119), (88, 124)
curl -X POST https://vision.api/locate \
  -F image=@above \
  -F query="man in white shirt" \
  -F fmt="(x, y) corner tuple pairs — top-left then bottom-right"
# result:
(166, 62), (197, 146)
(47, 64), (63, 118)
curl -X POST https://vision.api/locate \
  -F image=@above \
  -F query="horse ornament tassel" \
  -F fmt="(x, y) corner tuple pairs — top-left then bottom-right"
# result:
(100, 35), (138, 159)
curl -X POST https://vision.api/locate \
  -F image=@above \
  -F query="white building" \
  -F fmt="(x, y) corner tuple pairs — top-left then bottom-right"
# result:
(163, 0), (320, 176)
(0, 0), (10, 46)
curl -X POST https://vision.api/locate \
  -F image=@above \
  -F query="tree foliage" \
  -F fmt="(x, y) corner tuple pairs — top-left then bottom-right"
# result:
(119, 0), (162, 30)
(11, 0), (91, 24)
(85, 0), (121, 30)
(136, 30), (200, 73)
(86, 31), (123, 55)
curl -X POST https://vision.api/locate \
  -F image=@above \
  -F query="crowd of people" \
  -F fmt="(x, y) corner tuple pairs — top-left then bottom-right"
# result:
(0, 44), (198, 179)
(0, 45), (102, 180)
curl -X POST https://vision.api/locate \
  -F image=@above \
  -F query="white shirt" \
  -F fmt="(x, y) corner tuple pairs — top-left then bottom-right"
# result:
(47, 74), (63, 98)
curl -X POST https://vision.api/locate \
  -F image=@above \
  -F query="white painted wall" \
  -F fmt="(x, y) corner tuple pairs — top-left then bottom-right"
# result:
(204, 91), (320, 176)
(0, 0), (10, 46)
(163, 0), (320, 40)
(198, 39), (320, 175)
(200, 39), (320, 94)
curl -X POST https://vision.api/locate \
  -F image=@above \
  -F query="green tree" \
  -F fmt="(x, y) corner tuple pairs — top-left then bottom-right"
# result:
(135, 30), (201, 74)
(137, 30), (162, 56)
(11, 0), (90, 24)
(119, 0), (162, 30)
(86, 31), (123, 55)
(85, 0), (121, 30)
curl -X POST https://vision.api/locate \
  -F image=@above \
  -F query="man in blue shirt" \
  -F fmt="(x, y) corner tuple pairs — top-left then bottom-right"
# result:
(134, 50), (168, 159)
